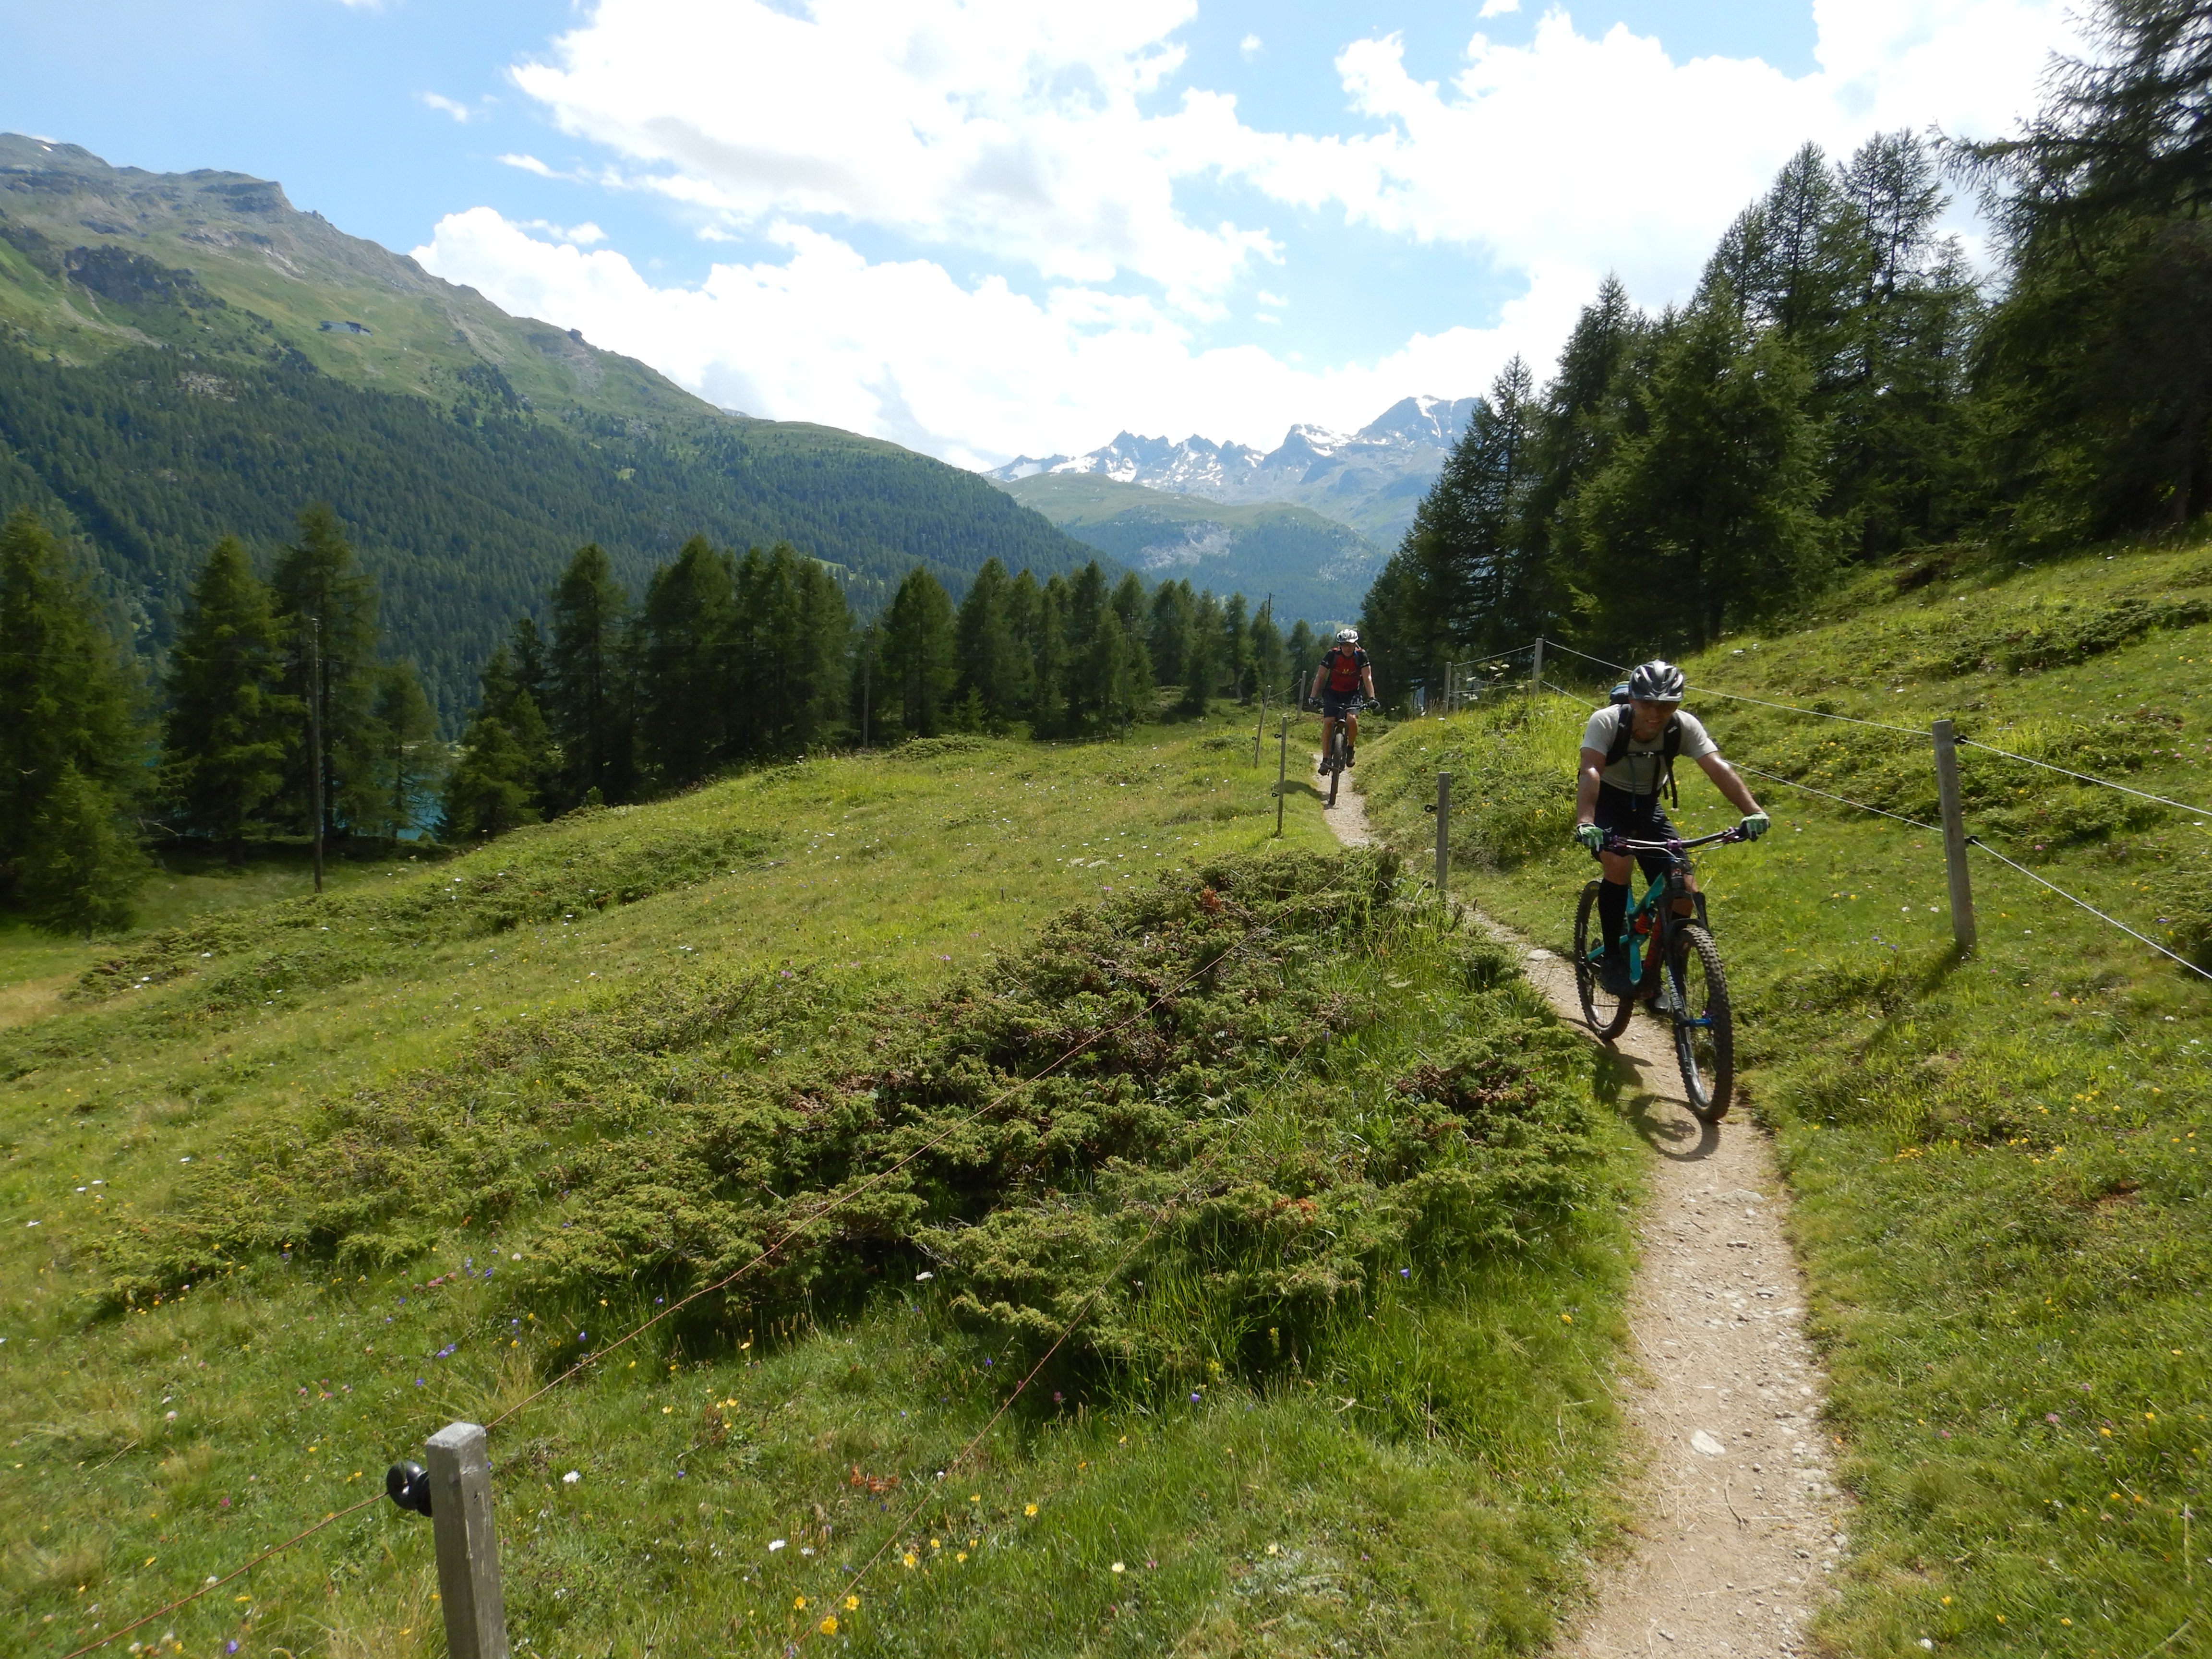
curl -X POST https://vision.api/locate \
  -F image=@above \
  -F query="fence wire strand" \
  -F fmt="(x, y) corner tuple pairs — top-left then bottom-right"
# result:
(802, 1015), (1336, 1652)
(1967, 839), (2212, 984)
(1958, 741), (2212, 822)
(1730, 763), (1939, 832)
(485, 925), (1266, 1430)
(67, 922), (1271, 1656)
(58, 1495), (385, 1659)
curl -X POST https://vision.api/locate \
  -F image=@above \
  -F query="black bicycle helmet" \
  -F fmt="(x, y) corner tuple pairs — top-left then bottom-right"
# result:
(1627, 659), (1685, 701)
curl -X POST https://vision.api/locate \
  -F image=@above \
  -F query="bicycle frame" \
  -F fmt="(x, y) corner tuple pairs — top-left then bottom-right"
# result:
(1607, 829), (1740, 998)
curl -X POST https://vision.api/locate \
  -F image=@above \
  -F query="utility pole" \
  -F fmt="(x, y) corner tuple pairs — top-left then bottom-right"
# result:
(1932, 718), (1977, 953)
(860, 653), (871, 751)
(307, 614), (325, 895)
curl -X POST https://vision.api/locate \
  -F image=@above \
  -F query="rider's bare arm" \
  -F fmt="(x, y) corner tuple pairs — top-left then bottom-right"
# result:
(1360, 666), (1376, 700)
(1696, 752), (1763, 818)
(1575, 746), (1608, 824)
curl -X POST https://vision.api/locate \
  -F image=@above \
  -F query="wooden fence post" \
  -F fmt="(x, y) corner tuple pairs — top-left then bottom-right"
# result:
(1931, 718), (1977, 954)
(1275, 717), (1288, 838)
(1435, 772), (1452, 895)
(1529, 638), (1545, 698)
(425, 1421), (509, 1659)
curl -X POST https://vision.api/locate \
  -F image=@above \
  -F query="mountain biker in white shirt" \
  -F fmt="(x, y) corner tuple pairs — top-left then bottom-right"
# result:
(1573, 660), (1769, 997)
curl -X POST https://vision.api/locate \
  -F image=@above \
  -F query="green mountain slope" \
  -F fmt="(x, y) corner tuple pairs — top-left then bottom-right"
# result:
(0, 135), (1102, 715)
(994, 472), (1382, 627)
(1358, 542), (2212, 1654)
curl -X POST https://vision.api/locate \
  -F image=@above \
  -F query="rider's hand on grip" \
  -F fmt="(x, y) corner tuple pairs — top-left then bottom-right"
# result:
(1574, 822), (1606, 853)
(1738, 811), (1770, 841)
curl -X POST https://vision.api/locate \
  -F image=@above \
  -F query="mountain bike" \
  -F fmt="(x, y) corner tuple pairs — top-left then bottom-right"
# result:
(1572, 828), (1744, 1121)
(1318, 697), (1367, 807)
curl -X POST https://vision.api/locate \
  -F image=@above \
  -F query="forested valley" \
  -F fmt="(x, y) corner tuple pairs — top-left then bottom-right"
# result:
(0, 498), (1311, 938)
(1364, 1), (2212, 687)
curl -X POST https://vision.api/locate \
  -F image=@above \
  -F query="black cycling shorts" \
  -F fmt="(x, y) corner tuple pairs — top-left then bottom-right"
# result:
(1591, 782), (1675, 879)
(1320, 688), (1362, 719)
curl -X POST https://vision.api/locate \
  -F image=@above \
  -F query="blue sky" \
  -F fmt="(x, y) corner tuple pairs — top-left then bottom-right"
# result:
(8, 2), (2074, 466)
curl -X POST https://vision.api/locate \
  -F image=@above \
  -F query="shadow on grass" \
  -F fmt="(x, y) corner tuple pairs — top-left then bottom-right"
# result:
(1590, 1037), (1720, 1162)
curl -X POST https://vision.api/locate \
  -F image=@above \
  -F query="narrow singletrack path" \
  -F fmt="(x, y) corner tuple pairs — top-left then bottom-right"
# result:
(1318, 768), (1851, 1657)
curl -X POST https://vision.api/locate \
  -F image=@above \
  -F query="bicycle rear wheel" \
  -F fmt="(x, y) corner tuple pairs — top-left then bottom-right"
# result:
(1573, 880), (1633, 1039)
(1667, 923), (1733, 1121)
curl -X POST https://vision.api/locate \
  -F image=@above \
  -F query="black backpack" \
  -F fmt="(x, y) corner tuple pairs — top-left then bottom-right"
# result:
(1603, 694), (1682, 804)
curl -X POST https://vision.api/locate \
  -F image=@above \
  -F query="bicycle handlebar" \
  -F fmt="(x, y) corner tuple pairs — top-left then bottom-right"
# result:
(1603, 828), (1746, 854)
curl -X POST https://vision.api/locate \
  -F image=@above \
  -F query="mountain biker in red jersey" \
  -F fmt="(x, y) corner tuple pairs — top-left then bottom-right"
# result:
(1574, 660), (1769, 996)
(1310, 628), (1376, 773)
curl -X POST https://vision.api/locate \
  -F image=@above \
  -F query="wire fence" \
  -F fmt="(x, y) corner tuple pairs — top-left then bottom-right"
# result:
(1505, 639), (2212, 985)
(61, 923), (1276, 1658)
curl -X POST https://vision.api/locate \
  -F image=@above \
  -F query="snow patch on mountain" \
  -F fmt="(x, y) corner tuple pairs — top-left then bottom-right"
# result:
(986, 396), (1476, 546)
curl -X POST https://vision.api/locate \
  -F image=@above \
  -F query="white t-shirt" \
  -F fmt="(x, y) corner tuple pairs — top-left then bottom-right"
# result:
(1580, 704), (1719, 796)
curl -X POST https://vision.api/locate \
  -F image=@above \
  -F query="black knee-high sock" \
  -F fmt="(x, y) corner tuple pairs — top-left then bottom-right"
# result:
(1598, 878), (1628, 953)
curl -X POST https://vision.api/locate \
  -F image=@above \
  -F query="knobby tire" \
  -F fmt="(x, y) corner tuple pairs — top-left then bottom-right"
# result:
(1667, 923), (1733, 1121)
(1574, 879), (1633, 1039)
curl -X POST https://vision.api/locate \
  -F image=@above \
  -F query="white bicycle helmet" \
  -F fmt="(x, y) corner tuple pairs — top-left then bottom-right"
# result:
(1335, 627), (1359, 645)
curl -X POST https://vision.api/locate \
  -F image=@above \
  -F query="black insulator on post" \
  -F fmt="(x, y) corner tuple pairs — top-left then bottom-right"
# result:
(387, 1460), (433, 1516)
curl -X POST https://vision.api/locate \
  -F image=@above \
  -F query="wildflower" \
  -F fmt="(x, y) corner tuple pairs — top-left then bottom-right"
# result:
(901, 1552), (917, 1569)
(818, 1617), (838, 1636)
(769, 1539), (786, 1552)
(1024, 1503), (1038, 1517)
(1111, 1562), (1125, 1574)
(562, 1471), (580, 1484)
(793, 1596), (806, 1610)
(844, 1596), (859, 1611)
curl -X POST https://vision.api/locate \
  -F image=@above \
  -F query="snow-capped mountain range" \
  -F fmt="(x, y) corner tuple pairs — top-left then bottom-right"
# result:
(985, 395), (1477, 548)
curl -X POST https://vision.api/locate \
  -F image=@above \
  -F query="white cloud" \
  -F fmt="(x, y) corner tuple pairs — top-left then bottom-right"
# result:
(420, 93), (478, 123)
(451, 0), (2084, 464)
(507, 0), (1274, 302)
(1477, 0), (1519, 17)
(415, 208), (1581, 461)
(1240, 32), (1263, 60)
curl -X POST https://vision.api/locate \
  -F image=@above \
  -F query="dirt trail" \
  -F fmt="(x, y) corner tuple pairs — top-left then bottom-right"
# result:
(1318, 774), (1851, 1657)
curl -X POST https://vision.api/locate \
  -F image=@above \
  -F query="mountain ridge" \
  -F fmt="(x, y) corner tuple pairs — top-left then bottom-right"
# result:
(986, 394), (1476, 548)
(0, 134), (1108, 720)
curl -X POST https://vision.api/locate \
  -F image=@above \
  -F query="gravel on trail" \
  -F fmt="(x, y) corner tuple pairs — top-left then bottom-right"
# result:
(1320, 765), (1852, 1657)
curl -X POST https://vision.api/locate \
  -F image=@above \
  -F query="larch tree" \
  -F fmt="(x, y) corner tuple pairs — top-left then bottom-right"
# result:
(161, 535), (293, 863)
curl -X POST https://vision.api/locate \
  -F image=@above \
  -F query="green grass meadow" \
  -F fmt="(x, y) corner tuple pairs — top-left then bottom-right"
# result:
(1360, 544), (2212, 1659)
(2, 714), (1649, 1659)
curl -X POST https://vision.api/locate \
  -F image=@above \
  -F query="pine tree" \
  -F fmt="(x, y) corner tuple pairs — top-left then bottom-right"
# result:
(637, 535), (735, 788)
(1181, 590), (1225, 713)
(0, 510), (145, 913)
(734, 542), (852, 757)
(161, 535), (292, 863)
(1285, 620), (1318, 694)
(1147, 580), (1192, 689)
(882, 565), (957, 736)
(18, 762), (147, 938)
(363, 663), (442, 842)
(955, 558), (1019, 726)
(268, 503), (380, 842)
(547, 543), (635, 805)
(1576, 293), (1831, 649)
(441, 712), (542, 840)
(1955, 0), (2212, 538)
(1248, 602), (1287, 707)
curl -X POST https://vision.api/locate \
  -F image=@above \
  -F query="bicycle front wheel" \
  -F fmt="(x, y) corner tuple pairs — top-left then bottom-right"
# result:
(1574, 880), (1632, 1039)
(1325, 741), (1342, 806)
(1667, 923), (1733, 1121)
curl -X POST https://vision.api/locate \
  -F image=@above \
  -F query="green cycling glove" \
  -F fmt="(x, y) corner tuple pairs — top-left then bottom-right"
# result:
(1574, 823), (1605, 853)
(1739, 811), (1771, 841)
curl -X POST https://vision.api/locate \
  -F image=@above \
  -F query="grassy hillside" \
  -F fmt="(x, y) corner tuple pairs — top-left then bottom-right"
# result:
(0, 136), (1103, 713)
(1359, 543), (2212, 1658)
(1, 715), (1648, 1659)
(996, 474), (1382, 629)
